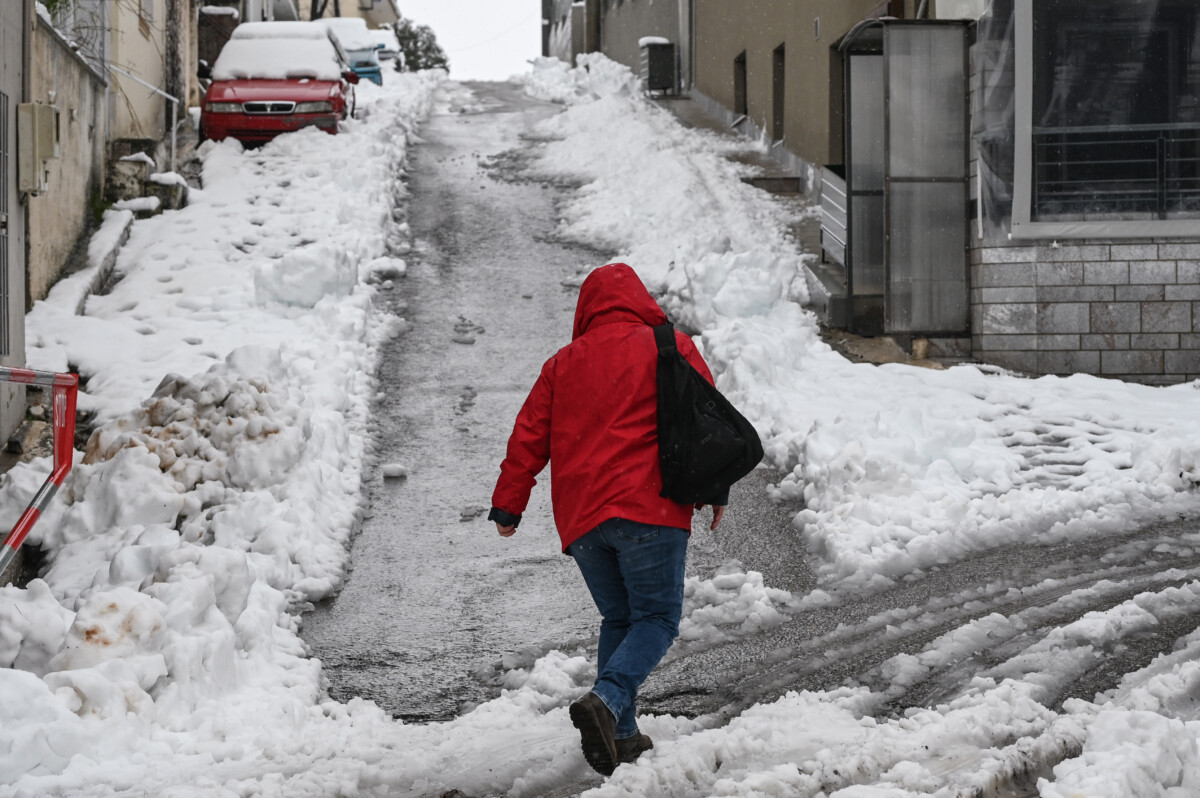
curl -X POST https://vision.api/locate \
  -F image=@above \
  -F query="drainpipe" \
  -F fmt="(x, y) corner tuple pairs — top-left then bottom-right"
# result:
(22, 0), (34, 332)
(22, 0), (33, 104)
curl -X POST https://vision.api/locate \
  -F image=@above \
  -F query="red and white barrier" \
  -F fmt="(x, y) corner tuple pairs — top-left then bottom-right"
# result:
(0, 367), (79, 577)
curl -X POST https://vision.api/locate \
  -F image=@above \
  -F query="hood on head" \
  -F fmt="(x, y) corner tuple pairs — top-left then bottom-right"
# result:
(572, 263), (667, 340)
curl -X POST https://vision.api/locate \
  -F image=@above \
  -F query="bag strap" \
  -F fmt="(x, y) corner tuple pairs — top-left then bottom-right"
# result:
(653, 322), (676, 354)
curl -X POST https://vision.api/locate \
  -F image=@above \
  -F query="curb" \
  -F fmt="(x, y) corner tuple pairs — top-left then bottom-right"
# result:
(76, 209), (135, 315)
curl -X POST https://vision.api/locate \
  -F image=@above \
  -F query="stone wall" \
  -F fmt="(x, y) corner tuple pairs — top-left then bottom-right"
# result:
(971, 242), (1200, 384)
(28, 13), (108, 304)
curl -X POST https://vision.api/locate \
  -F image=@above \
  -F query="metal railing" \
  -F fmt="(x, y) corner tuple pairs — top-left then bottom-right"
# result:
(1033, 123), (1200, 219)
(107, 65), (180, 174)
(0, 367), (78, 577)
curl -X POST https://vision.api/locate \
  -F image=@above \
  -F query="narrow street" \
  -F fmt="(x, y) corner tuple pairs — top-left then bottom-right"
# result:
(7, 1), (1200, 792)
(303, 81), (1200, 797)
(303, 82), (600, 722)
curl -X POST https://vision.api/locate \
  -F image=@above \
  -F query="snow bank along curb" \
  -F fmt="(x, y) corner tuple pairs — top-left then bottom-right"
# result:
(0, 72), (445, 795)
(513, 54), (1200, 798)
(71, 210), (135, 317)
(517, 54), (1200, 591)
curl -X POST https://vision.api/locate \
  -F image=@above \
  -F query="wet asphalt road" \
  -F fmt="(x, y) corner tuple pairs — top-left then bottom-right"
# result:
(302, 81), (1200, 796)
(302, 81), (601, 722)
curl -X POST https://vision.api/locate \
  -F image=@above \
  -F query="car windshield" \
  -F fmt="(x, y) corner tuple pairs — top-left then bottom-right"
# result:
(212, 38), (343, 82)
(347, 48), (380, 68)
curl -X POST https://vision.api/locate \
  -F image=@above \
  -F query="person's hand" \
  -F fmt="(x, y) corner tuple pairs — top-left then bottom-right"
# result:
(496, 522), (516, 537)
(696, 504), (726, 530)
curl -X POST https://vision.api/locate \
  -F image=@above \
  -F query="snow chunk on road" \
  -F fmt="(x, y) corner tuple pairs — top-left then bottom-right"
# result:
(254, 242), (357, 307)
(679, 567), (796, 643)
(1040, 710), (1200, 798)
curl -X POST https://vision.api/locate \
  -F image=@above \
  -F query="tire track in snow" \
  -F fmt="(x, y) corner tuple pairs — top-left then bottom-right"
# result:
(640, 518), (1200, 726)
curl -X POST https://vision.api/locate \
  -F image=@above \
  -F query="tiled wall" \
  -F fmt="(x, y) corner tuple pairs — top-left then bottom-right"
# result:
(971, 242), (1200, 384)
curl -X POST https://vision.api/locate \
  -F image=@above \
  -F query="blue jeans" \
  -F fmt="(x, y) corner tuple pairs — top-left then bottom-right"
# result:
(567, 518), (688, 739)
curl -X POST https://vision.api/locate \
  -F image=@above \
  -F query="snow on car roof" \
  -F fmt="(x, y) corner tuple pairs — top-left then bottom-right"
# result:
(230, 21), (328, 40)
(370, 28), (400, 51)
(318, 17), (375, 52)
(212, 37), (343, 81)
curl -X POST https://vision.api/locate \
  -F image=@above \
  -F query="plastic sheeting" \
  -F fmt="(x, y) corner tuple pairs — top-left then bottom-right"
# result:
(973, 0), (1015, 242)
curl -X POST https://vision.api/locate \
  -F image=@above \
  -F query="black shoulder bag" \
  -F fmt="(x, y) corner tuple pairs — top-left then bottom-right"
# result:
(653, 323), (764, 504)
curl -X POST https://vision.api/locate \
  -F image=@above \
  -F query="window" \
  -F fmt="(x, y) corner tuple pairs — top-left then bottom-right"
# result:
(1013, 0), (1200, 236)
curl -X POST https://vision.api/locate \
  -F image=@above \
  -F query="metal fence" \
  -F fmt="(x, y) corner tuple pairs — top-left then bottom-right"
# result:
(1033, 123), (1200, 219)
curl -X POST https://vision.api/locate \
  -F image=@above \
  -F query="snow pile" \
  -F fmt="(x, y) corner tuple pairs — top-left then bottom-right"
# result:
(229, 21), (327, 41)
(1040, 711), (1200, 798)
(679, 566), (795, 643)
(1, 69), (790, 798)
(585, 680), (1067, 798)
(0, 579), (72, 674)
(516, 54), (1200, 797)
(0, 71), (439, 796)
(516, 53), (641, 105)
(254, 241), (358, 306)
(518, 53), (1200, 594)
(526, 58), (805, 339)
(112, 196), (159, 213)
(319, 16), (376, 52)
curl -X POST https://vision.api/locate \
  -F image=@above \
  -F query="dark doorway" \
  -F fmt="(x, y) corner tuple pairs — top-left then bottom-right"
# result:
(199, 7), (240, 70)
(772, 44), (785, 141)
(733, 51), (747, 117)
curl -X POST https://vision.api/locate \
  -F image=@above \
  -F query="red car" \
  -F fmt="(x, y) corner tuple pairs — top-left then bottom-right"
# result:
(200, 27), (359, 145)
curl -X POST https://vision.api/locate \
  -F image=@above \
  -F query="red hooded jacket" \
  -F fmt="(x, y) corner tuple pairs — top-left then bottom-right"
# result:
(491, 263), (716, 551)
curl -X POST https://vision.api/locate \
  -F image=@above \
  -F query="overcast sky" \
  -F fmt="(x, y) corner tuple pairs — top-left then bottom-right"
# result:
(398, 1), (543, 81)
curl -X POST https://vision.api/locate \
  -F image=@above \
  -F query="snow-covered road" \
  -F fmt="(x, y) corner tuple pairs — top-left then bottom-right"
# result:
(302, 81), (598, 723)
(2, 59), (1200, 798)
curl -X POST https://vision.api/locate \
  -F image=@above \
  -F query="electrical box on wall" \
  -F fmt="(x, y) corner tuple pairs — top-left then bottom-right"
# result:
(17, 103), (61, 196)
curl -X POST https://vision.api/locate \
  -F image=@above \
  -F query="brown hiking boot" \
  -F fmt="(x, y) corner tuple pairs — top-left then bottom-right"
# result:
(569, 692), (618, 776)
(615, 732), (653, 764)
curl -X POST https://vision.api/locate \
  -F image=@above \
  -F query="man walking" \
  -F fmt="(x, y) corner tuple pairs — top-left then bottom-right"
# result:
(488, 262), (725, 777)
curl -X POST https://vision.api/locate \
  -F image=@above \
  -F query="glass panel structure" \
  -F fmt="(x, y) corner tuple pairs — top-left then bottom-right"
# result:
(848, 54), (884, 192)
(845, 51), (886, 332)
(887, 183), (969, 331)
(888, 27), (969, 180)
(884, 24), (970, 335)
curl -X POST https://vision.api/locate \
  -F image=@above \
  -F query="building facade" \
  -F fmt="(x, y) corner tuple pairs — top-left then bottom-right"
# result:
(692, 0), (909, 184)
(543, 0), (1200, 384)
(28, 12), (109, 305)
(543, 0), (691, 93)
(0, 2), (31, 439)
(967, 0), (1200, 382)
(294, 0), (400, 26)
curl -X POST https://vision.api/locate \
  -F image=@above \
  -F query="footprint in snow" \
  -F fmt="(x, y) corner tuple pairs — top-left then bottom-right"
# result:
(453, 315), (486, 344)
